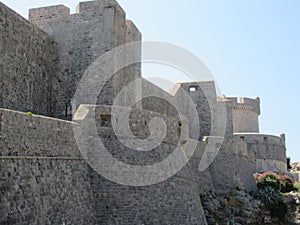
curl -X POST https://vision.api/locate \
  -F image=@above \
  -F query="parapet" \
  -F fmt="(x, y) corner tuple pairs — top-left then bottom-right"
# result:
(226, 97), (260, 115)
(76, 0), (124, 14)
(233, 133), (286, 146)
(0, 108), (80, 157)
(29, 5), (70, 21)
(233, 133), (287, 172)
(29, 0), (125, 19)
(74, 104), (189, 146)
(29, 0), (126, 25)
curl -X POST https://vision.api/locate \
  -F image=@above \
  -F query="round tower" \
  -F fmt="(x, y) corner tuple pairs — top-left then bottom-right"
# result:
(227, 97), (260, 133)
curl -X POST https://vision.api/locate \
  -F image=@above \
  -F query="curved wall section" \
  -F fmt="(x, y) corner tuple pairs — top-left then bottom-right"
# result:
(233, 133), (287, 173)
(0, 107), (208, 224)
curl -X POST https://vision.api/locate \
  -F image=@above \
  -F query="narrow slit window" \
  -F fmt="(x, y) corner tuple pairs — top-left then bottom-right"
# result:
(65, 103), (68, 118)
(100, 114), (111, 127)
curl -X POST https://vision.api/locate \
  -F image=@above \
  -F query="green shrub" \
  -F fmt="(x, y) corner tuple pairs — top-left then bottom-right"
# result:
(280, 175), (294, 193)
(294, 182), (300, 192)
(26, 111), (33, 116)
(269, 202), (288, 219)
(256, 186), (287, 220)
(256, 186), (281, 206)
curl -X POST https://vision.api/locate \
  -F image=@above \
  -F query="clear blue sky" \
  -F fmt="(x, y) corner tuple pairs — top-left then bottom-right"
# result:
(2, 0), (300, 162)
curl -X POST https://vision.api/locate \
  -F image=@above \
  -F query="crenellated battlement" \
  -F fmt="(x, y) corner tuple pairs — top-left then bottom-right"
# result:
(226, 97), (260, 115)
(28, 0), (128, 32)
(29, 5), (70, 22)
(29, 0), (125, 20)
(76, 0), (118, 14)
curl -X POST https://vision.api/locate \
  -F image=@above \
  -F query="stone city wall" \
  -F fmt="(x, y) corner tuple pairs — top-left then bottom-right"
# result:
(0, 108), (97, 224)
(209, 138), (257, 193)
(0, 107), (208, 224)
(0, 1), (289, 224)
(0, 3), (54, 116)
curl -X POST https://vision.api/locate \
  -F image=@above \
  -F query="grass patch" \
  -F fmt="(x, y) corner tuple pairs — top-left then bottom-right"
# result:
(293, 182), (300, 192)
(26, 111), (33, 116)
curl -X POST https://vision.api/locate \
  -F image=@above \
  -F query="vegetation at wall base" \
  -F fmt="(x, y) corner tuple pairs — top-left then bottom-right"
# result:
(254, 171), (296, 220)
(255, 186), (287, 220)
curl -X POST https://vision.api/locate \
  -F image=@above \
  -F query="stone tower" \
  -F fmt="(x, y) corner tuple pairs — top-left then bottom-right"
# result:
(29, 0), (141, 119)
(226, 97), (260, 133)
(172, 81), (232, 140)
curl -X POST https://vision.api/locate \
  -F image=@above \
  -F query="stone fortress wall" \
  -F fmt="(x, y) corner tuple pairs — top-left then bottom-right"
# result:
(172, 81), (287, 193)
(0, 106), (207, 224)
(0, 2), (54, 116)
(0, 1), (288, 224)
(226, 96), (287, 174)
(233, 133), (287, 173)
(0, 108), (98, 224)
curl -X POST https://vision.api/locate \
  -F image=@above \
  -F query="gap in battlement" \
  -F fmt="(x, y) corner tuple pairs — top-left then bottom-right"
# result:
(238, 97), (245, 104)
(29, 0), (123, 18)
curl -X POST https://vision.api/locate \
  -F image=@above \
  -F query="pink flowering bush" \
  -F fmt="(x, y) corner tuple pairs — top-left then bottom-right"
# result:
(255, 171), (294, 193)
(256, 172), (281, 191)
